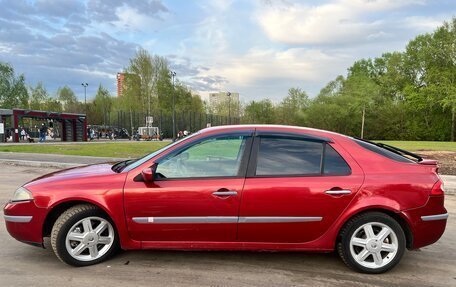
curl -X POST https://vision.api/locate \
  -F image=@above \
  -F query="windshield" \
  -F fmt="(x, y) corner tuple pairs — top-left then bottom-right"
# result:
(121, 132), (201, 172)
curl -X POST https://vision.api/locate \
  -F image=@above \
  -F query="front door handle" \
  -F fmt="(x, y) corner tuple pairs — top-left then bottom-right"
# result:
(212, 190), (238, 196)
(325, 189), (352, 195)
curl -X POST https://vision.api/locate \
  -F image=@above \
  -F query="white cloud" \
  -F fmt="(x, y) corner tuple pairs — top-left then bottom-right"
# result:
(403, 15), (450, 31)
(196, 47), (351, 92)
(256, 0), (426, 45)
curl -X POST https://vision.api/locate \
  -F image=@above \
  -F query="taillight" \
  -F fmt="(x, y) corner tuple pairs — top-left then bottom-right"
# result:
(431, 181), (445, 196)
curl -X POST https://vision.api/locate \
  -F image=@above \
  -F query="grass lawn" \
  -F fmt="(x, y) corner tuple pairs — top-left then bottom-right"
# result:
(0, 141), (169, 158)
(375, 141), (456, 152)
(0, 140), (455, 158)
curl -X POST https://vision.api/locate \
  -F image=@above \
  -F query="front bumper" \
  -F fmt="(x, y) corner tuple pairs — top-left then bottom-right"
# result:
(3, 200), (46, 247)
(402, 196), (448, 249)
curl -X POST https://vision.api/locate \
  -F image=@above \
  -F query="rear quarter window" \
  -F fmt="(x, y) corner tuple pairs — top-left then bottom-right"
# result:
(352, 138), (415, 163)
(324, 144), (351, 175)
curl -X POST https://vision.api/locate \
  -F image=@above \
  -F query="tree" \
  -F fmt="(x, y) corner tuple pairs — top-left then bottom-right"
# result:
(276, 87), (309, 125)
(0, 62), (29, 108)
(29, 82), (49, 110)
(92, 85), (113, 125)
(57, 86), (81, 113)
(125, 49), (171, 115)
(431, 19), (456, 140)
(342, 74), (381, 138)
(242, 100), (276, 124)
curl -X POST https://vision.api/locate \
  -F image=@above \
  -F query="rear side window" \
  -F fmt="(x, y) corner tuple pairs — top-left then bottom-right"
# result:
(352, 138), (414, 163)
(256, 137), (322, 176)
(254, 137), (351, 176)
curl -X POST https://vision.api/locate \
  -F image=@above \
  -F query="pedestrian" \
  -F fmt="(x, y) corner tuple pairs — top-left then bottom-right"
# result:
(20, 128), (26, 141)
(39, 123), (47, 143)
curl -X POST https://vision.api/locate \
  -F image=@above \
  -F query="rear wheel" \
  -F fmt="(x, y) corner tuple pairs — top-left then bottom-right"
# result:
(51, 204), (119, 266)
(337, 212), (406, 273)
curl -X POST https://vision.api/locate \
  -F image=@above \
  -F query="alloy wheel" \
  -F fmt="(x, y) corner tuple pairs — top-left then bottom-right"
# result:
(349, 222), (398, 269)
(65, 216), (115, 262)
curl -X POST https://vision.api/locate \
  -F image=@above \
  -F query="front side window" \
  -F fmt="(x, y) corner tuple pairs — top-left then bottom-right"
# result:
(155, 135), (248, 179)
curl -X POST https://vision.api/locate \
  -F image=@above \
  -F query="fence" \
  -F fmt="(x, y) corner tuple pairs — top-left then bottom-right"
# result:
(102, 110), (240, 138)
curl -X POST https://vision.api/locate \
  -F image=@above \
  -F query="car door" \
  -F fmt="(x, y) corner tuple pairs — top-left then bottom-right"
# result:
(238, 133), (364, 243)
(124, 132), (253, 242)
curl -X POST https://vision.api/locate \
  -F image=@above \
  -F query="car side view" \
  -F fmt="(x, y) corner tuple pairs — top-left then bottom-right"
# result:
(3, 125), (448, 273)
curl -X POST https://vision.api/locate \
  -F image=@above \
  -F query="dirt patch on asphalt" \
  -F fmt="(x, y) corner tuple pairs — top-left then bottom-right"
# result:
(417, 151), (456, 175)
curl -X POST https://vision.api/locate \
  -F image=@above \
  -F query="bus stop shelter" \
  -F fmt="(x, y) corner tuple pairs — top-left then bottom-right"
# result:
(0, 109), (87, 142)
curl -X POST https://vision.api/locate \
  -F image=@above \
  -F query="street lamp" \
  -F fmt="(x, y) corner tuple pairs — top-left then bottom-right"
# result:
(227, 92), (231, 125)
(81, 83), (88, 114)
(170, 71), (176, 141)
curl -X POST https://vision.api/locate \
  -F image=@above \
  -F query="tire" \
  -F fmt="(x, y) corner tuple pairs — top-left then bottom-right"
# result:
(51, 204), (119, 266)
(337, 212), (406, 274)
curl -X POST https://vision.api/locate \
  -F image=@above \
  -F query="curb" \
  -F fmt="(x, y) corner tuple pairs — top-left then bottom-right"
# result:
(1, 160), (84, 169)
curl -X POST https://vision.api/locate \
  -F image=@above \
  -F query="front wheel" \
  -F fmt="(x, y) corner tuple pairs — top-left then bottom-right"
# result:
(51, 204), (119, 266)
(337, 212), (406, 274)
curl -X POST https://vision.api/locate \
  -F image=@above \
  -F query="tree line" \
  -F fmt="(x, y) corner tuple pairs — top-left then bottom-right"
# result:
(242, 18), (456, 141)
(0, 48), (205, 128)
(0, 18), (454, 140)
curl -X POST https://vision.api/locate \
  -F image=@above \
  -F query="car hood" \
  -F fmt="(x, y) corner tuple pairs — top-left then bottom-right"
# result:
(24, 163), (119, 187)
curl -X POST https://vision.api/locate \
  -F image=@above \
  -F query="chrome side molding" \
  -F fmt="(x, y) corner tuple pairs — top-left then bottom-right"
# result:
(4, 215), (33, 223)
(421, 213), (449, 221)
(238, 216), (322, 223)
(133, 216), (238, 224)
(132, 216), (323, 224)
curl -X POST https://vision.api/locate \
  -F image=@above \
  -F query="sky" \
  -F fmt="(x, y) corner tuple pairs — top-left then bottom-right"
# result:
(0, 0), (454, 103)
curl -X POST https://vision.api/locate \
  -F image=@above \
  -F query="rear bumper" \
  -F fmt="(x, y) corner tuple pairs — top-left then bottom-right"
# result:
(402, 196), (448, 249)
(3, 201), (46, 246)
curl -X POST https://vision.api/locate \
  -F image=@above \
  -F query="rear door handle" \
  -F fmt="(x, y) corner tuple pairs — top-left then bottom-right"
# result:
(325, 189), (352, 195)
(212, 190), (238, 196)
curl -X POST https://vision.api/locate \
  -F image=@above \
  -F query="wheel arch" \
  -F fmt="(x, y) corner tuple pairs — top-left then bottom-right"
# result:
(336, 208), (413, 249)
(43, 199), (116, 238)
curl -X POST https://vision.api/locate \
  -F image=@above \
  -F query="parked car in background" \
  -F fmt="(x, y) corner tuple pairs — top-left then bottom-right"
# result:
(3, 125), (448, 273)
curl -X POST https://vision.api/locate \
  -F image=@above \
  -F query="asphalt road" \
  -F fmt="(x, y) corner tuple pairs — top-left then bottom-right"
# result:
(0, 165), (455, 287)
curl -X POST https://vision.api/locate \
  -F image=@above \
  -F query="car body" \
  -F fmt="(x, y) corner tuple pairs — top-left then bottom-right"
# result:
(3, 125), (448, 273)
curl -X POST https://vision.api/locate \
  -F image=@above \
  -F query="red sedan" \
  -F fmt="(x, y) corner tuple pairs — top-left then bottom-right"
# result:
(3, 125), (448, 273)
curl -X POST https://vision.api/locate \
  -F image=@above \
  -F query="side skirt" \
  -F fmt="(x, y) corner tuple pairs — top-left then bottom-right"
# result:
(140, 241), (334, 252)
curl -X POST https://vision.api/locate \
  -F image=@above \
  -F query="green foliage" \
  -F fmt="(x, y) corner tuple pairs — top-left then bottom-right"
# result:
(117, 49), (204, 120)
(91, 85), (113, 125)
(29, 82), (62, 112)
(275, 88), (309, 125)
(0, 62), (29, 108)
(242, 99), (276, 124)
(57, 85), (82, 113)
(240, 17), (456, 141)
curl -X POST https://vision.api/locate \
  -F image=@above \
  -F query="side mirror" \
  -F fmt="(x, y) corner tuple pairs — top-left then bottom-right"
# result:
(141, 168), (154, 182)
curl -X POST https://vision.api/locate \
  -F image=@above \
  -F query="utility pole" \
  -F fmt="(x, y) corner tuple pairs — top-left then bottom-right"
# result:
(227, 92), (231, 125)
(361, 106), (365, 139)
(170, 71), (176, 141)
(452, 107), (455, 142)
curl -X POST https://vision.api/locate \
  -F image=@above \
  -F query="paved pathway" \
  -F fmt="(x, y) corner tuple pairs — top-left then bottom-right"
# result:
(0, 152), (126, 168)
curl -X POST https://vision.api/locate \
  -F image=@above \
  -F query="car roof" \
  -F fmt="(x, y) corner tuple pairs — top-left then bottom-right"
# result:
(200, 124), (346, 140)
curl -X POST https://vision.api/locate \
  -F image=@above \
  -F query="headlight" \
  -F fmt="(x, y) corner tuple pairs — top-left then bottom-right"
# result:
(11, 187), (33, 202)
